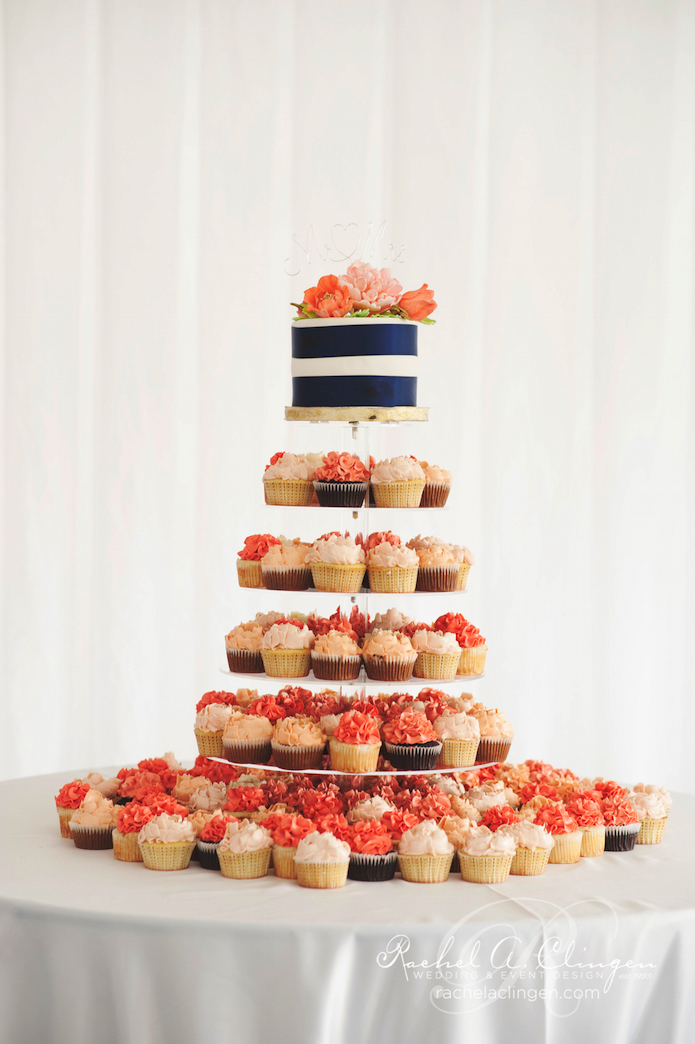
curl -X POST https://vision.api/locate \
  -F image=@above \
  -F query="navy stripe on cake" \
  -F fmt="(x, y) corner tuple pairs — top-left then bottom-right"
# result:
(292, 322), (417, 359)
(292, 375), (417, 408)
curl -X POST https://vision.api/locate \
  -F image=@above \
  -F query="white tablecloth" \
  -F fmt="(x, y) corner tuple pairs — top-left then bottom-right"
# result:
(1, 771), (694, 1044)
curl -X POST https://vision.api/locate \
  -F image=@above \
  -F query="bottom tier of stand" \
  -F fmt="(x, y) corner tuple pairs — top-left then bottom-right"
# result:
(219, 667), (484, 687)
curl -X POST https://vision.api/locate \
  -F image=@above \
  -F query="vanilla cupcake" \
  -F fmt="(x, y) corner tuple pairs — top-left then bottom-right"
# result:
(263, 452), (316, 506)
(398, 820), (454, 883)
(450, 544), (475, 590)
(371, 608), (414, 631)
(311, 630), (362, 681)
(329, 709), (382, 773)
(260, 542), (312, 591)
(362, 629), (417, 682)
(294, 831), (351, 889)
(225, 621), (264, 674)
(500, 820), (554, 876)
(467, 705), (514, 764)
(261, 621), (314, 677)
(370, 456), (427, 508)
(171, 773), (212, 807)
(433, 711), (480, 767)
(194, 702), (235, 757)
(411, 629), (461, 680)
(306, 535), (366, 593)
(346, 796), (395, 823)
(367, 542), (419, 593)
(414, 544), (459, 591)
(138, 813), (197, 871)
(69, 790), (119, 850)
(223, 712), (274, 765)
(217, 818), (273, 878)
(186, 781), (229, 813)
(459, 824), (517, 883)
(630, 785), (670, 845)
(419, 462), (452, 507)
(271, 716), (326, 770)
(465, 781), (508, 814)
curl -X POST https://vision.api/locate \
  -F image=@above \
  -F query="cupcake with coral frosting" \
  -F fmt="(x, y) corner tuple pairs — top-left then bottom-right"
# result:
(398, 820), (454, 883)
(367, 542), (419, 593)
(263, 452), (316, 506)
(411, 629), (461, 680)
(237, 533), (282, 588)
(260, 542), (312, 591)
(294, 830), (351, 889)
(329, 709), (382, 773)
(415, 544), (460, 591)
(565, 793), (606, 857)
(381, 808), (420, 850)
(346, 821), (397, 881)
(266, 813), (316, 879)
(370, 456), (427, 508)
(313, 452), (370, 507)
(499, 820), (554, 876)
(433, 711), (480, 768)
(194, 702), (236, 758)
(223, 784), (267, 820)
(138, 812), (197, 870)
(113, 802), (155, 862)
(225, 621), (264, 674)
(306, 535), (366, 594)
(601, 797), (641, 852)
(458, 823), (517, 883)
(223, 712), (274, 766)
(55, 780), (91, 838)
(467, 704), (514, 764)
(433, 613), (487, 676)
(311, 630), (362, 681)
(382, 710), (442, 771)
(628, 786), (670, 845)
(362, 629), (417, 682)
(534, 804), (582, 863)
(271, 716), (326, 770)
(217, 819), (273, 879)
(417, 462), (452, 508)
(69, 789), (119, 850)
(195, 811), (231, 870)
(261, 620), (314, 678)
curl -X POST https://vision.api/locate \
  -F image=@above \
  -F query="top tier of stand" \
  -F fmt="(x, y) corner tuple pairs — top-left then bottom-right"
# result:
(285, 407), (429, 423)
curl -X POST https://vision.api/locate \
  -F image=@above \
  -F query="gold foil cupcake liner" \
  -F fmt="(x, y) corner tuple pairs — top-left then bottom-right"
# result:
(371, 479), (426, 509)
(272, 844), (298, 879)
(263, 478), (314, 506)
(363, 654), (417, 682)
(413, 651), (460, 680)
(57, 806), (75, 839)
(261, 565), (312, 591)
(236, 559), (264, 589)
(113, 829), (143, 862)
(367, 564), (418, 593)
(310, 562), (366, 594)
(460, 852), (514, 883)
(580, 824), (606, 857)
(218, 847), (272, 879)
(457, 645), (488, 676)
(416, 566), (459, 592)
(226, 647), (264, 674)
(271, 740), (326, 770)
(548, 830), (583, 864)
(437, 737), (479, 768)
(295, 861), (349, 889)
(261, 648), (312, 678)
(139, 839), (196, 871)
(311, 652), (362, 681)
(222, 736), (272, 765)
(420, 482), (451, 508)
(194, 728), (225, 758)
(637, 816), (667, 845)
(398, 852), (453, 883)
(456, 563), (471, 590)
(329, 739), (381, 773)
(510, 846), (550, 876)
(69, 823), (115, 850)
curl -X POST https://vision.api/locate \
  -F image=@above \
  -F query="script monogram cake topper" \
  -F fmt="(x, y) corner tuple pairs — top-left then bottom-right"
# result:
(284, 221), (405, 276)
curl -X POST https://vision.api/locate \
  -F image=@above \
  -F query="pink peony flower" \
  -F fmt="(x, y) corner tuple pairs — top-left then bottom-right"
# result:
(302, 274), (354, 318)
(399, 284), (437, 321)
(339, 262), (403, 313)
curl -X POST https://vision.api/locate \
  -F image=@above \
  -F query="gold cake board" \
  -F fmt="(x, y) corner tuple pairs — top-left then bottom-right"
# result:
(285, 406), (429, 423)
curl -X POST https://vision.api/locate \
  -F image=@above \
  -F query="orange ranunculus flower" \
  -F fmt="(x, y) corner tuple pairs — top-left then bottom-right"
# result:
(399, 284), (437, 321)
(302, 274), (353, 318)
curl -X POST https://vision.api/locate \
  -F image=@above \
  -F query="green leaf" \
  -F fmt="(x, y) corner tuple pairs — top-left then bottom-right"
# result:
(419, 317), (436, 325)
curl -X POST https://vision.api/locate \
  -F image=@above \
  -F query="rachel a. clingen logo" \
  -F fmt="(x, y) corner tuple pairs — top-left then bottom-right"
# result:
(375, 898), (656, 1017)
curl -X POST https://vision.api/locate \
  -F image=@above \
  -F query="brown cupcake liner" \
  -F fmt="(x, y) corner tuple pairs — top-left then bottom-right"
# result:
(475, 738), (512, 764)
(271, 741), (326, 770)
(261, 566), (312, 591)
(384, 741), (442, 771)
(416, 566), (459, 592)
(70, 822), (115, 850)
(604, 824), (640, 852)
(236, 559), (264, 588)
(311, 652), (362, 681)
(363, 654), (417, 682)
(226, 647), (264, 674)
(420, 482), (451, 508)
(222, 736), (272, 765)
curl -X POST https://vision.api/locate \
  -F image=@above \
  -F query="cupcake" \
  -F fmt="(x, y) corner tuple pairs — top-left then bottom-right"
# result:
(381, 809), (420, 850)
(371, 608), (414, 632)
(237, 533), (281, 588)
(329, 709), (382, 773)
(346, 822), (397, 881)
(346, 795), (395, 823)
(419, 462), (452, 508)
(458, 824), (517, 883)
(382, 710), (442, 771)
(186, 781), (229, 814)
(439, 814), (478, 871)
(397, 820), (454, 883)
(465, 781), (509, 814)
(311, 631), (362, 681)
(223, 784), (267, 819)
(411, 630), (461, 680)
(306, 535), (366, 593)
(467, 705), (514, 764)
(293, 831), (351, 889)
(217, 819), (273, 879)
(433, 613), (488, 675)
(196, 811), (231, 870)
(271, 716), (326, 769)
(261, 621), (314, 677)
(628, 787), (670, 845)
(313, 452), (370, 507)
(138, 813), (197, 870)
(260, 542), (312, 591)
(370, 456), (427, 508)
(451, 544), (475, 591)
(225, 621), (264, 674)
(194, 702), (236, 758)
(501, 820), (554, 876)
(362, 629), (417, 682)
(433, 711), (481, 767)
(171, 773), (213, 808)
(601, 798), (641, 851)
(222, 712), (274, 765)
(565, 794), (606, 856)
(55, 780), (91, 838)
(367, 542), (419, 593)
(263, 452), (316, 506)
(415, 545), (459, 591)
(113, 802), (154, 862)
(69, 790), (119, 850)
(534, 804), (582, 863)
(268, 813), (316, 879)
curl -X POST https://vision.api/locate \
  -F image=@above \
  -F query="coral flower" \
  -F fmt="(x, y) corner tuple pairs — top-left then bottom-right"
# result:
(399, 284), (437, 321)
(302, 274), (354, 318)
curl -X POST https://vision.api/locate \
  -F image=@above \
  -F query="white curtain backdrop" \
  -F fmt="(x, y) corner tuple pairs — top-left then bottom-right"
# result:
(1, 0), (694, 791)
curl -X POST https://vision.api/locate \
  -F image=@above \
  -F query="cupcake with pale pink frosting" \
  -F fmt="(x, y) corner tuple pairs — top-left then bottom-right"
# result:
(367, 542), (419, 593)
(69, 789), (119, 850)
(370, 456), (427, 508)
(419, 461), (452, 507)
(415, 544), (459, 591)
(223, 711), (274, 765)
(263, 452), (316, 506)
(194, 702), (236, 758)
(261, 620), (314, 678)
(261, 541), (312, 591)
(271, 716), (326, 770)
(411, 629), (461, 680)
(306, 535), (366, 594)
(467, 704), (515, 764)
(499, 820), (554, 876)
(294, 831), (351, 889)
(458, 823), (517, 883)
(311, 629), (362, 681)
(362, 629), (417, 682)
(398, 820), (455, 883)
(225, 620), (264, 674)
(371, 608), (414, 631)
(433, 710), (480, 767)
(138, 812), (197, 871)
(186, 781), (229, 814)
(217, 819), (273, 879)
(628, 786), (670, 845)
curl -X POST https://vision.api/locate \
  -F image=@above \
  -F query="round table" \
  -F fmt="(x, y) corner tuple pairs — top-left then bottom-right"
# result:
(1, 771), (694, 1044)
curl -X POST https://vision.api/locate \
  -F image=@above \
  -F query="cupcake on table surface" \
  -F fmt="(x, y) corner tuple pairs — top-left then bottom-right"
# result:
(362, 629), (417, 682)
(186, 780), (229, 814)
(265, 813), (316, 879)
(382, 710), (442, 771)
(260, 541), (312, 591)
(222, 711), (274, 766)
(196, 810), (233, 870)
(55, 780), (91, 838)
(311, 630), (362, 681)
(433, 612), (488, 676)
(397, 820), (454, 883)
(271, 716), (327, 770)
(113, 802), (155, 862)
(225, 621), (264, 674)
(261, 620), (315, 678)
(458, 823), (518, 883)
(293, 831), (351, 889)
(466, 704), (514, 764)
(346, 821), (397, 881)
(564, 793), (606, 857)
(600, 796), (641, 852)
(79, 772), (121, 801)
(138, 812), (197, 871)
(69, 790), (119, 850)
(171, 773), (215, 808)
(194, 702), (236, 758)
(263, 452), (317, 506)
(499, 820), (554, 876)
(418, 462), (452, 508)
(534, 804), (582, 864)
(465, 781), (511, 815)
(329, 708), (382, 773)
(370, 456), (427, 508)
(628, 785), (671, 845)
(305, 534), (366, 593)
(366, 541), (419, 593)
(237, 533), (281, 589)
(411, 629), (461, 681)
(313, 452), (370, 507)
(433, 709), (480, 768)
(217, 819), (274, 879)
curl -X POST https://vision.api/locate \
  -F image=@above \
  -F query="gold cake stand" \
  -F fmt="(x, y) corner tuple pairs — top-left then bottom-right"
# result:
(285, 406), (429, 423)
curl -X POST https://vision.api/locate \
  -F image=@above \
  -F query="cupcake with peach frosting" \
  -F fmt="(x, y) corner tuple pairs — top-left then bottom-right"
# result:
(260, 542), (312, 591)
(415, 544), (459, 591)
(458, 823), (517, 883)
(311, 630), (362, 682)
(628, 789), (669, 846)
(362, 629), (417, 682)
(254, 611), (285, 631)
(225, 621), (264, 674)
(433, 711), (480, 768)
(271, 716), (326, 770)
(217, 819), (273, 879)
(69, 790), (119, 850)
(498, 820), (554, 876)
(398, 820), (454, 883)
(81, 772), (121, 801)
(381, 710), (442, 771)
(261, 621), (314, 678)
(412, 629), (461, 680)
(186, 781), (229, 814)
(329, 709), (382, 773)
(263, 452), (315, 506)
(372, 608), (414, 632)
(313, 452), (370, 507)
(138, 812), (197, 871)
(449, 795), (483, 821)
(171, 773), (212, 808)
(370, 456), (426, 508)
(294, 831), (351, 889)
(465, 781), (509, 814)
(418, 461), (452, 507)
(194, 702), (235, 758)
(223, 712), (274, 766)
(467, 705), (514, 764)
(440, 815), (479, 852)
(306, 535), (366, 594)
(367, 542), (419, 593)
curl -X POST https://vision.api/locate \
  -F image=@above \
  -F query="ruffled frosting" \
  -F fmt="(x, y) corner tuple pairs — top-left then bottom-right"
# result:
(362, 629), (416, 661)
(370, 456), (426, 483)
(627, 790), (669, 820)
(262, 622), (314, 650)
(460, 824), (517, 856)
(564, 795), (604, 827)
(314, 452), (369, 483)
(416, 546), (458, 568)
(294, 831), (351, 864)
(116, 802), (155, 835)
(449, 795), (483, 821)
(439, 815), (478, 849)
(534, 804), (579, 835)
(272, 716), (326, 747)
(238, 533), (281, 561)
(433, 613), (486, 649)
(319, 713), (342, 738)
(468, 705), (514, 739)
(466, 782), (507, 814)
(498, 821), (554, 851)
(187, 781), (229, 812)
(367, 542), (419, 568)
(138, 813), (196, 844)
(199, 812), (231, 843)
(411, 630), (460, 655)
(333, 710), (381, 746)
(421, 462), (452, 483)
(254, 611), (285, 631)
(81, 773), (121, 801)
(382, 710), (437, 745)
(362, 531), (401, 551)
(399, 820), (454, 856)
(70, 789), (119, 827)
(195, 704), (235, 732)
(433, 712), (481, 741)
(263, 453), (315, 481)
(347, 821), (393, 854)
(226, 622), (264, 651)
(269, 813), (315, 848)
(218, 819), (272, 853)
(171, 774), (211, 805)
(601, 798), (640, 826)
(223, 713), (274, 741)
(346, 796), (395, 822)
(372, 608), (413, 631)
(55, 781), (91, 809)
(261, 543), (312, 568)
(305, 535), (365, 565)
(312, 631), (361, 657)
(632, 783), (672, 809)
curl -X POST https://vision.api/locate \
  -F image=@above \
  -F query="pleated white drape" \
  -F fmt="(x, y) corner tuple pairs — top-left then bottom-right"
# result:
(1, 0), (694, 790)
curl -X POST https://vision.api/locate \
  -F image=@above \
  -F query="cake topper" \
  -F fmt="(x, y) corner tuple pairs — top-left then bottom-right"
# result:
(284, 221), (405, 276)
(291, 261), (437, 323)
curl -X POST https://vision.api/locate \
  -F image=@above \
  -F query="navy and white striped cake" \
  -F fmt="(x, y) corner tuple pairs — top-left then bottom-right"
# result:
(291, 318), (419, 408)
